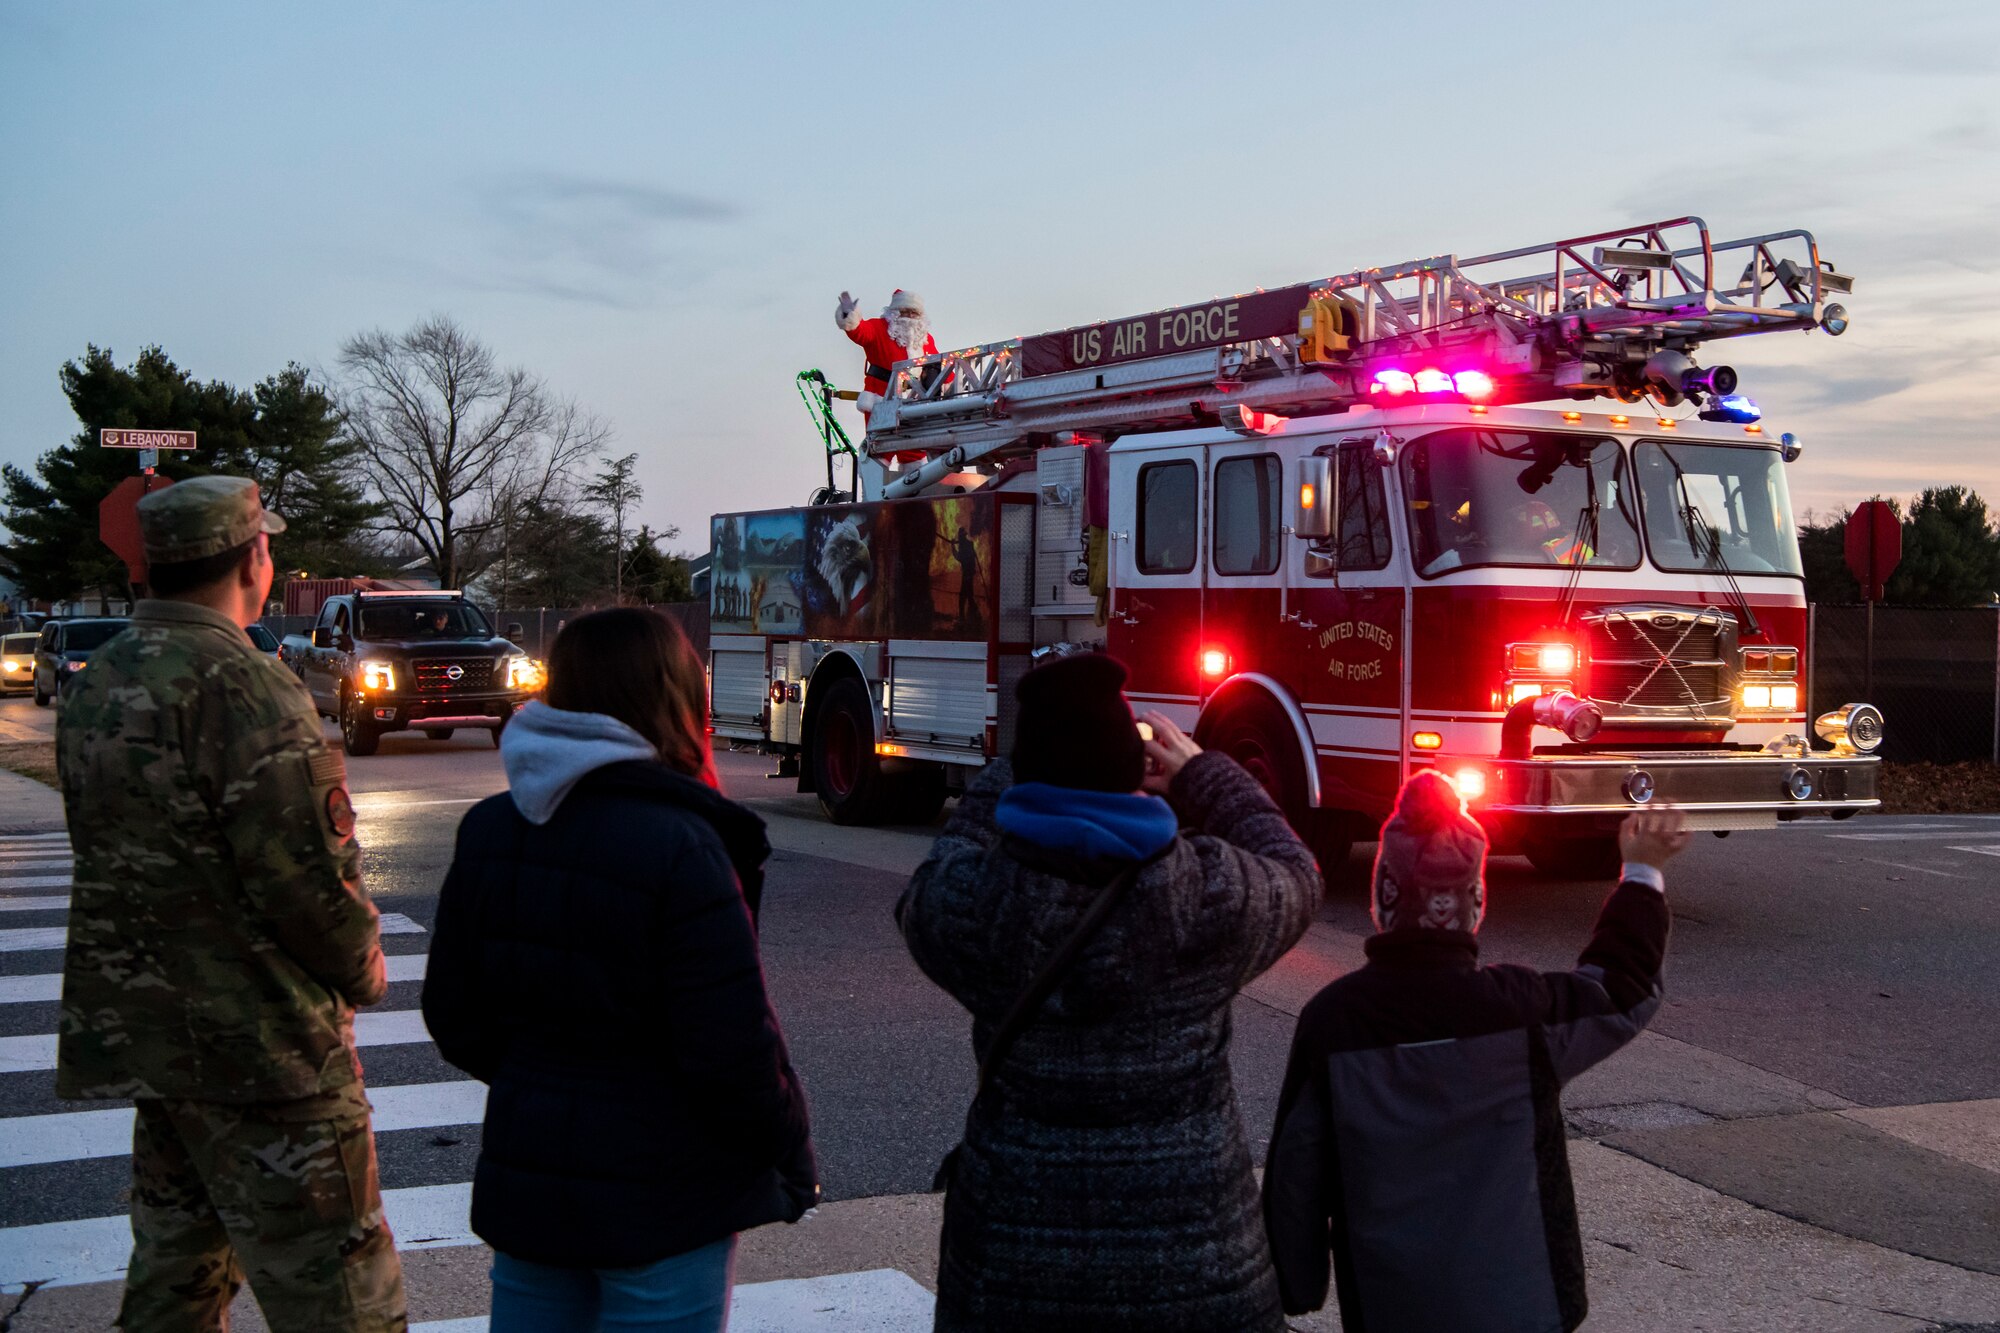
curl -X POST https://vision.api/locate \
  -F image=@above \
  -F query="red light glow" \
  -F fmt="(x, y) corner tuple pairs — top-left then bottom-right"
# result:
(1371, 369), (1416, 396)
(1452, 370), (1496, 398)
(1199, 648), (1231, 679)
(1413, 368), (1453, 394)
(1452, 767), (1488, 801)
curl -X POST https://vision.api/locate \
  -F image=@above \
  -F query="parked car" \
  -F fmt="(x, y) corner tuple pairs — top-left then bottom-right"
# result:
(246, 623), (281, 655)
(1, 633), (39, 694)
(35, 618), (131, 707)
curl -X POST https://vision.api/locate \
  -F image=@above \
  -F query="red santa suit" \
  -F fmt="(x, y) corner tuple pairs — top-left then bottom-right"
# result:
(837, 289), (937, 413)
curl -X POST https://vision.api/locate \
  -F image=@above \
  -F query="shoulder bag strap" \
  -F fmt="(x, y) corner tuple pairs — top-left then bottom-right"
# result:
(973, 863), (1140, 1097)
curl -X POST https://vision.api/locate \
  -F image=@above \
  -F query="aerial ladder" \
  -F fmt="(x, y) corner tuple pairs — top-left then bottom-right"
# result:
(856, 216), (1852, 500)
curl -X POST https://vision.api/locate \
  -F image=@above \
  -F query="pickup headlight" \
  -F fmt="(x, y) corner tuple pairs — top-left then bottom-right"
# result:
(360, 660), (397, 692)
(505, 655), (544, 691)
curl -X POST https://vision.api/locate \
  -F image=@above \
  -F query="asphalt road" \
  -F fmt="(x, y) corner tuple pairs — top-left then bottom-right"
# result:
(4, 696), (1997, 1328)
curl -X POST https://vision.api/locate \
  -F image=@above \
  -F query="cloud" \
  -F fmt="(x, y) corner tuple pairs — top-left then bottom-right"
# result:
(465, 171), (741, 308)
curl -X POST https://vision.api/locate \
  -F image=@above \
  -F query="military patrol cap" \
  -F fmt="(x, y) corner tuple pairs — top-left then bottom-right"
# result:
(138, 475), (286, 564)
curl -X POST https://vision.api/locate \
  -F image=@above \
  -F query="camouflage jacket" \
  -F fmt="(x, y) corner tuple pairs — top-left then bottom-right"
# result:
(55, 599), (385, 1102)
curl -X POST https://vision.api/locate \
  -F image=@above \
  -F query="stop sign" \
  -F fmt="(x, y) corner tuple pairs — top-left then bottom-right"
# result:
(99, 474), (175, 585)
(1844, 500), (1902, 602)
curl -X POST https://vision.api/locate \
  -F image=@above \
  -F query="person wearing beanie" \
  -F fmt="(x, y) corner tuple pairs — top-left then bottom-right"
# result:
(897, 652), (1323, 1332)
(1262, 771), (1689, 1333)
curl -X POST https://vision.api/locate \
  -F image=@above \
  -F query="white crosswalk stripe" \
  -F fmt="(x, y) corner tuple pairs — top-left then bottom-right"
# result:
(0, 895), (71, 912)
(0, 951), (428, 1005)
(1, 1007), (437, 1074)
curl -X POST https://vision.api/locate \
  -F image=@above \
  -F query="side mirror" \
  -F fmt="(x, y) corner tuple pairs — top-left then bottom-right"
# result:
(310, 627), (333, 649)
(506, 622), (524, 638)
(1294, 456), (1333, 540)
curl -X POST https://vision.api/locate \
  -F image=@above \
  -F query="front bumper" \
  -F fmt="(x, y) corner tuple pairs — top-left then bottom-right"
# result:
(1462, 748), (1879, 835)
(361, 691), (534, 729)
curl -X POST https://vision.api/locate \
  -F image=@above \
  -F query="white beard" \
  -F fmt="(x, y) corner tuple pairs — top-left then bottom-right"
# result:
(886, 312), (930, 361)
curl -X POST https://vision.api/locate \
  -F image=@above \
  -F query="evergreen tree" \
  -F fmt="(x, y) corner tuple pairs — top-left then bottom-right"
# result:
(243, 365), (385, 577)
(1797, 489), (2000, 607)
(623, 525), (691, 604)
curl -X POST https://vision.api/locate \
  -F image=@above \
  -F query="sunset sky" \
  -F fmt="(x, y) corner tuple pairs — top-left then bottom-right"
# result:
(3, 0), (1994, 546)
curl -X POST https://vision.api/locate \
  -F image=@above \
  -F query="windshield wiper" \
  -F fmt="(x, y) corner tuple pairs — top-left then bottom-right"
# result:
(1555, 459), (1600, 627)
(1664, 451), (1761, 637)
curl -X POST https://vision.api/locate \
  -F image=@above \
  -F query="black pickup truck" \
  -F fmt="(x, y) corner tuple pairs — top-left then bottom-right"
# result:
(280, 591), (542, 755)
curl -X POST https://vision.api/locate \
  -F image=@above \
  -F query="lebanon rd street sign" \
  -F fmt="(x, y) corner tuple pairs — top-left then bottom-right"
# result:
(100, 428), (197, 450)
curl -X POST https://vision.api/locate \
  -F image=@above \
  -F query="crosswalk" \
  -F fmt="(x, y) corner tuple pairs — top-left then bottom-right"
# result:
(0, 829), (936, 1329)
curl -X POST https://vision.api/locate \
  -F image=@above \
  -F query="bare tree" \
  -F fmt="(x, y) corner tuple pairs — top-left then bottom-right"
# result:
(337, 316), (608, 588)
(583, 452), (643, 601)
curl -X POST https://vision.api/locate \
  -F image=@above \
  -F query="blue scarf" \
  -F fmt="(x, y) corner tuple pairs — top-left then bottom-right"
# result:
(995, 782), (1179, 863)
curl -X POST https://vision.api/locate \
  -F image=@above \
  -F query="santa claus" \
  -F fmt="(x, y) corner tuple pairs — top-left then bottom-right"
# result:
(836, 288), (937, 416)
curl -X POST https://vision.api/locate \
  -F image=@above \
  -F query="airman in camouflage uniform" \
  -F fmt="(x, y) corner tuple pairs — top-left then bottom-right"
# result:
(55, 475), (406, 1332)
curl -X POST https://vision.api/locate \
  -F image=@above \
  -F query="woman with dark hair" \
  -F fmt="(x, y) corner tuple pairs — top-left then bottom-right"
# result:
(422, 607), (817, 1332)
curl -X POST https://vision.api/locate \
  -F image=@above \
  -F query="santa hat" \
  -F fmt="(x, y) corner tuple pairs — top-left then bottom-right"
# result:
(1370, 770), (1489, 934)
(886, 289), (925, 317)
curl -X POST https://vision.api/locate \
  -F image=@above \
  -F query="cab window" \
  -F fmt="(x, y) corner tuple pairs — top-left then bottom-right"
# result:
(1138, 460), (1198, 574)
(1212, 454), (1280, 576)
(1303, 442), (1395, 576)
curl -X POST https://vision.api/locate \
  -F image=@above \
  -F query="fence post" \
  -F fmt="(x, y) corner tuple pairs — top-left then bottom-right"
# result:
(1807, 603), (1818, 729)
(1991, 610), (1999, 765)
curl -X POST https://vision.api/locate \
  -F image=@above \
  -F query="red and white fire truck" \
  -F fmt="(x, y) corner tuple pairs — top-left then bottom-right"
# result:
(708, 216), (1882, 874)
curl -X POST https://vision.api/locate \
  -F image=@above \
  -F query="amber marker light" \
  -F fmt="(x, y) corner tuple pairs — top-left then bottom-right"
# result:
(1412, 731), (1444, 751)
(1561, 411), (1583, 422)
(875, 742), (907, 756)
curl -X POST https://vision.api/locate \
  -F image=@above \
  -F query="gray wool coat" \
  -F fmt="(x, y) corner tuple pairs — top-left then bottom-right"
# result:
(897, 753), (1322, 1332)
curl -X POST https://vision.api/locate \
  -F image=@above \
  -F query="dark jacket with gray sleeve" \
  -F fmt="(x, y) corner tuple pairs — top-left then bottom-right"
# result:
(1263, 880), (1670, 1333)
(897, 753), (1321, 1332)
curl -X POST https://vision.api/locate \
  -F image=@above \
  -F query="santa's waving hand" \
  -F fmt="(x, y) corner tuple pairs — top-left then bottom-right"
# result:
(837, 289), (937, 415)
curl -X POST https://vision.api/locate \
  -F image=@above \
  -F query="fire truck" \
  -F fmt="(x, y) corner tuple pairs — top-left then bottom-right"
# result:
(708, 216), (1882, 875)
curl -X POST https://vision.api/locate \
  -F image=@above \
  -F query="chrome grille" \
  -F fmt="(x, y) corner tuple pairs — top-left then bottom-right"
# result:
(1585, 609), (1733, 720)
(413, 658), (493, 692)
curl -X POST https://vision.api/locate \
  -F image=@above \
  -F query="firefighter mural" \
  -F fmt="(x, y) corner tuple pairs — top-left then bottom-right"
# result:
(710, 496), (996, 642)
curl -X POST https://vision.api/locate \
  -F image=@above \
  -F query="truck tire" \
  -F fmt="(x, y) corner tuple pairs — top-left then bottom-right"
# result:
(1204, 695), (1350, 880)
(811, 677), (892, 825)
(1524, 834), (1622, 880)
(33, 679), (48, 708)
(340, 691), (381, 757)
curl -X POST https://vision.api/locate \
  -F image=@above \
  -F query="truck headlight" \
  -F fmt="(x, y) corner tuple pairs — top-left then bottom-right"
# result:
(506, 655), (544, 690)
(360, 660), (397, 691)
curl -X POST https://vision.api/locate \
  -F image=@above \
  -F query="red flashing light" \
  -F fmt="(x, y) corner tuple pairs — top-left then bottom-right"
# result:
(1371, 366), (1498, 402)
(1199, 647), (1232, 680)
(1452, 767), (1488, 801)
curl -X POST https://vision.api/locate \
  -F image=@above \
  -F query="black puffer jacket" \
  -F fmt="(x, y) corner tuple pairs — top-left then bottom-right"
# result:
(422, 759), (817, 1268)
(1263, 880), (1670, 1332)
(898, 754), (1321, 1332)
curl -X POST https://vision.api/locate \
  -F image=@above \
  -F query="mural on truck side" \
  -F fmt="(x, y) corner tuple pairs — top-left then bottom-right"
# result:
(710, 497), (997, 641)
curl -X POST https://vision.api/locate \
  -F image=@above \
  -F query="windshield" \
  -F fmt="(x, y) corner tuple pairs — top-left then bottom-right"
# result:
(246, 624), (279, 650)
(1401, 429), (1641, 577)
(359, 601), (492, 639)
(62, 621), (128, 651)
(1635, 442), (1801, 577)
(2, 635), (37, 653)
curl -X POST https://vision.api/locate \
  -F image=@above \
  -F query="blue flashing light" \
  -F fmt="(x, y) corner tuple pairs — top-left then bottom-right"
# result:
(1701, 394), (1762, 424)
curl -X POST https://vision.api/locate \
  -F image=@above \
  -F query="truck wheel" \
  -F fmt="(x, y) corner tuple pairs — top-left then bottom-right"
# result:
(1524, 834), (1622, 880)
(33, 680), (47, 708)
(340, 693), (381, 757)
(1204, 696), (1349, 877)
(427, 729), (456, 741)
(811, 677), (890, 825)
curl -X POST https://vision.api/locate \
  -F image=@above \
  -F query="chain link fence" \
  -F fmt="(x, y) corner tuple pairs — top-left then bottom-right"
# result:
(1811, 605), (2000, 763)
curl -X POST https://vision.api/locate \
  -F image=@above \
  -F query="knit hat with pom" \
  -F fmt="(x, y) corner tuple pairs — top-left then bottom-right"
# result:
(1371, 769), (1489, 934)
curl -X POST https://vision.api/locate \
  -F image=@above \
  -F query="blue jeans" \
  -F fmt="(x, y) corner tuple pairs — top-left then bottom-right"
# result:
(489, 1236), (737, 1333)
